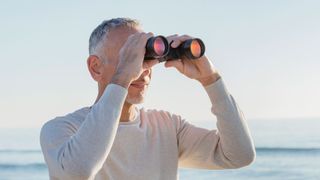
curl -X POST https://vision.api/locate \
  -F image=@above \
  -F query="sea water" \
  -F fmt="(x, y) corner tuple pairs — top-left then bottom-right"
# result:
(0, 118), (319, 180)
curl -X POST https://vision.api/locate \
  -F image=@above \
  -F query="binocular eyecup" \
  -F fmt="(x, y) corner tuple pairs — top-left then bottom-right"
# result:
(144, 36), (205, 62)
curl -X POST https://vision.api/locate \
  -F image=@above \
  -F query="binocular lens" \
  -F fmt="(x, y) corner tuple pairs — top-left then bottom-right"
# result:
(180, 38), (205, 59)
(190, 40), (202, 58)
(153, 37), (166, 56)
(145, 36), (169, 60)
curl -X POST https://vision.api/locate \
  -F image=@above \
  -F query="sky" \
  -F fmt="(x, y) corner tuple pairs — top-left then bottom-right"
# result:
(1, 0), (320, 128)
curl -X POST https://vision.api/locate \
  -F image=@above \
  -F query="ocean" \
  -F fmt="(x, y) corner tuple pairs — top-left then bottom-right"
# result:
(0, 118), (319, 180)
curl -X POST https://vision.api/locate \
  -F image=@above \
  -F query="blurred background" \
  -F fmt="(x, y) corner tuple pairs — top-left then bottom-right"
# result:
(0, 0), (319, 179)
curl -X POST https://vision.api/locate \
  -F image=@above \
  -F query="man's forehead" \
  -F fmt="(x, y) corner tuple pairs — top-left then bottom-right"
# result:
(106, 26), (142, 45)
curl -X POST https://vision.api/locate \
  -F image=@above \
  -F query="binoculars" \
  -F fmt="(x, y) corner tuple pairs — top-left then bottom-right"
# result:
(144, 36), (205, 62)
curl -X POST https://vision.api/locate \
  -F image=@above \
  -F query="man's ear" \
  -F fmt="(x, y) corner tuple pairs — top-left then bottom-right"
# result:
(87, 55), (104, 81)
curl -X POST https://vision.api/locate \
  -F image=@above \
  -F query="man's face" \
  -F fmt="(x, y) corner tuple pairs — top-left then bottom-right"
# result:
(100, 26), (152, 104)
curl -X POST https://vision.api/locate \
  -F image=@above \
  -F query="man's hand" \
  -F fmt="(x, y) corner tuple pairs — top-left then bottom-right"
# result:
(164, 34), (220, 86)
(111, 32), (159, 88)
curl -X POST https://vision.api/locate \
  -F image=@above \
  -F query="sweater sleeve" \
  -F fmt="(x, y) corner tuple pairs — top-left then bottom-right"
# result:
(177, 79), (256, 169)
(40, 84), (127, 179)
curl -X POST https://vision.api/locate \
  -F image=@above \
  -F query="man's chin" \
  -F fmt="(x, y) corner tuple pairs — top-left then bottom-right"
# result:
(125, 97), (145, 105)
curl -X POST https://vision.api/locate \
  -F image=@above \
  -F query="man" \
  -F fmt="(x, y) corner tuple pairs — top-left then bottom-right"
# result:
(40, 18), (255, 180)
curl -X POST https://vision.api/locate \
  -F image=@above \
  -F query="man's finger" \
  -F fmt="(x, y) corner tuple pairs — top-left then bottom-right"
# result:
(143, 59), (159, 69)
(138, 32), (154, 48)
(171, 35), (193, 48)
(164, 60), (184, 73)
(166, 34), (179, 43)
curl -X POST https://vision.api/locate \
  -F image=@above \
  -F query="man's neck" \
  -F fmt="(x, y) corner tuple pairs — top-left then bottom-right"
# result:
(120, 101), (136, 122)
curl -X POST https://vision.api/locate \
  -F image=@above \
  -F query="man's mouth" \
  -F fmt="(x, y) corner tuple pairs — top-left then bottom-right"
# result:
(130, 82), (148, 89)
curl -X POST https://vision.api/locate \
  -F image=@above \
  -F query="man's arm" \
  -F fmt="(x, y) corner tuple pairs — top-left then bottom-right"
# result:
(164, 34), (255, 169)
(40, 84), (127, 179)
(176, 79), (255, 169)
(40, 32), (156, 179)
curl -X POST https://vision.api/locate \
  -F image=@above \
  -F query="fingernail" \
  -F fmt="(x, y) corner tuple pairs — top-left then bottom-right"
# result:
(171, 42), (177, 48)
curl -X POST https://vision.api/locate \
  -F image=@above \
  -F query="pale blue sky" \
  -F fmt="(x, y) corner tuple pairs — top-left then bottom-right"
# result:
(1, 0), (319, 128)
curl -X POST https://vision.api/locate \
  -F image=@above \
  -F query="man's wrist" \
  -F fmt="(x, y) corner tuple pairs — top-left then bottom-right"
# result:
(110, 73), (132, 89)
(197, 73), (221, 86)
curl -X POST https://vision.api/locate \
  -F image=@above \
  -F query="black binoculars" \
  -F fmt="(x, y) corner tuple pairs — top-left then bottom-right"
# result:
(144, 36), (205, 62)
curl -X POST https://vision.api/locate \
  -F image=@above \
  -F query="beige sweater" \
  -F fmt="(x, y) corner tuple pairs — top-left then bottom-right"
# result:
(40, 79), (255, 180)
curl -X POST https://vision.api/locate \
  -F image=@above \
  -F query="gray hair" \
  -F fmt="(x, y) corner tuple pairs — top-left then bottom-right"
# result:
(89, 18), (140, 55)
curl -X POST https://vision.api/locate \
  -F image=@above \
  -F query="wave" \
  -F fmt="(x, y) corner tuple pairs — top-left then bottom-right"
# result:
(0, 163), (46, 170)
(1, 147), (319, 156)
(255, 147), (320, 153)
(0, 149), (41, 153)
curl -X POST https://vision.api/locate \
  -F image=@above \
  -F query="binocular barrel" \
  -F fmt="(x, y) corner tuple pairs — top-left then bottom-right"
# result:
(144, 36), (205, 62)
